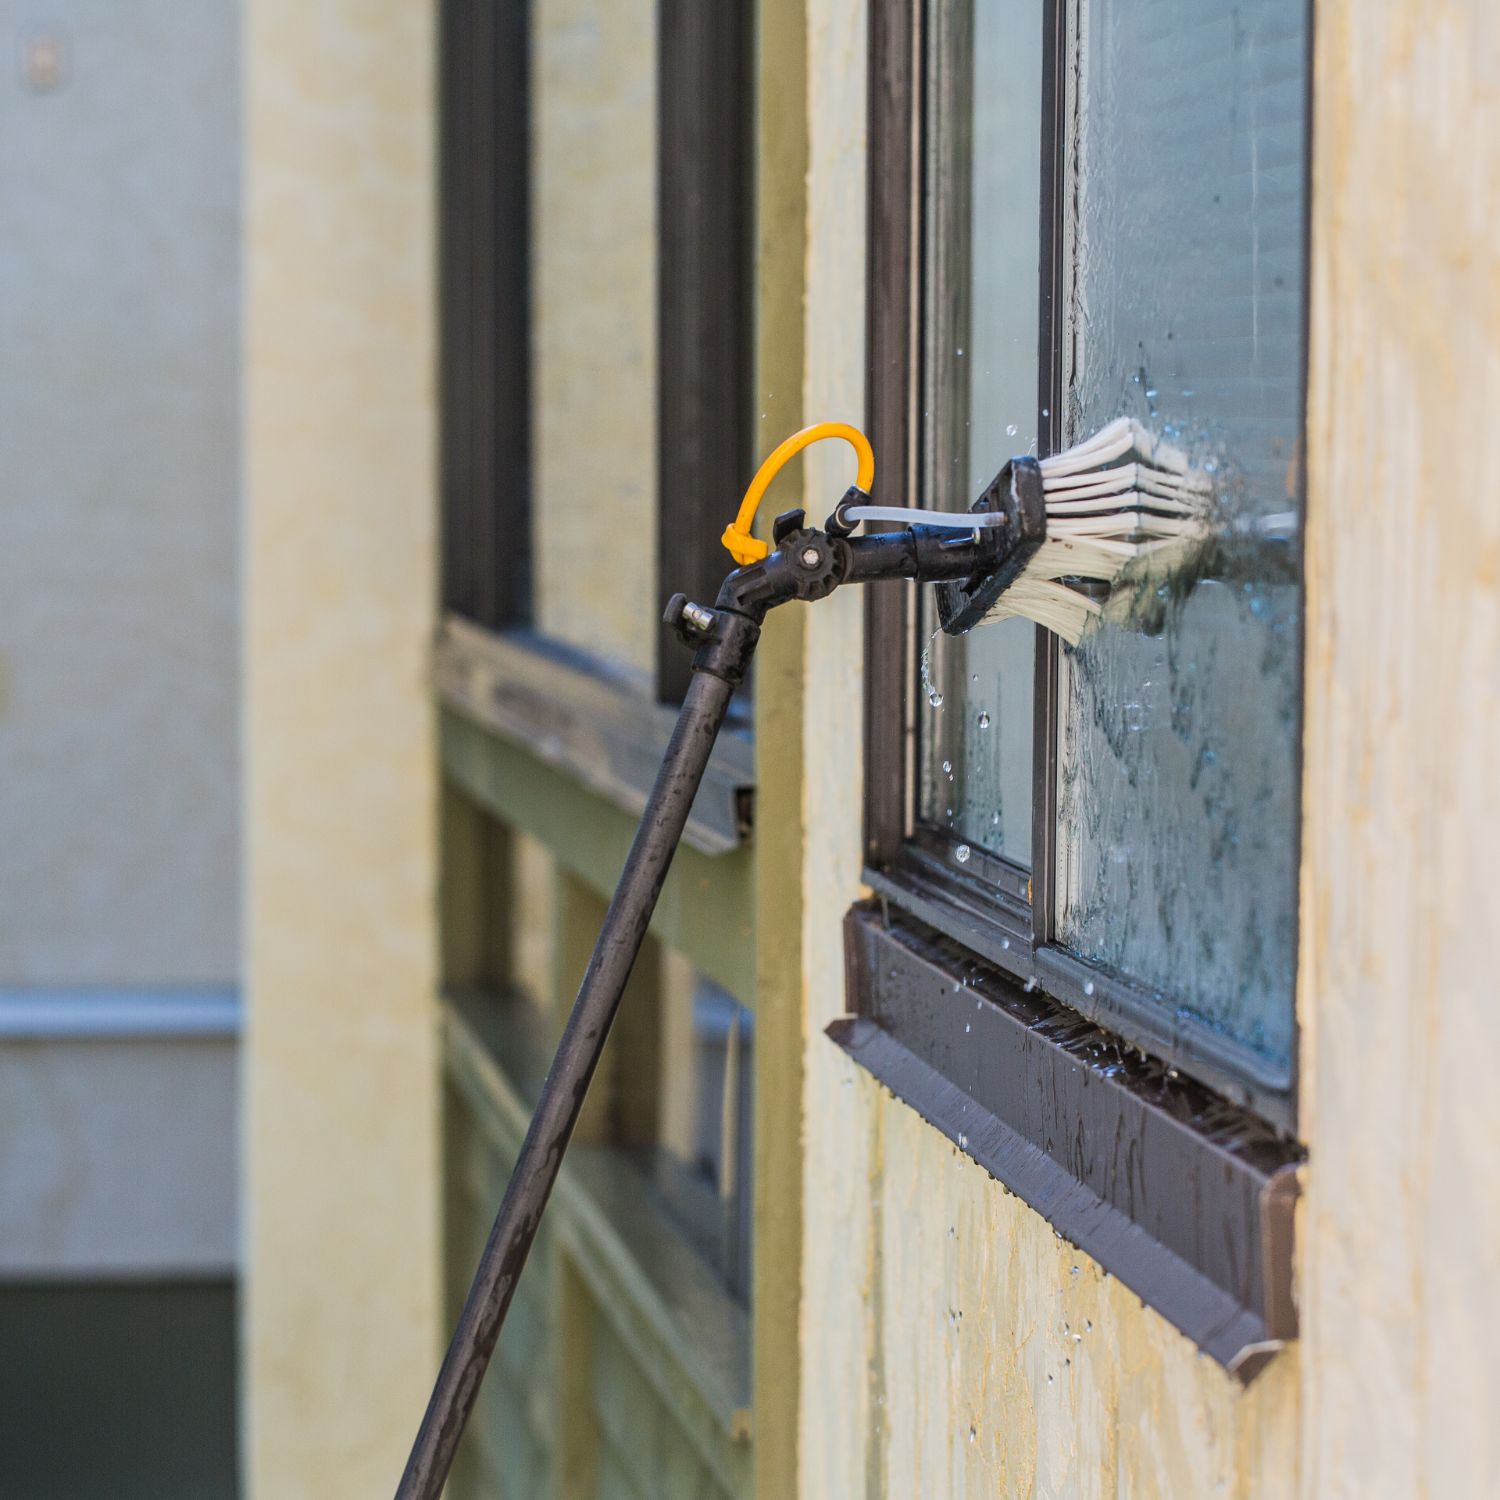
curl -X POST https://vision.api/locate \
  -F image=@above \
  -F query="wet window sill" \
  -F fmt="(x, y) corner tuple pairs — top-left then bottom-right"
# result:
(833, 901), (1303, 1381)
(433, 614), (753, 856)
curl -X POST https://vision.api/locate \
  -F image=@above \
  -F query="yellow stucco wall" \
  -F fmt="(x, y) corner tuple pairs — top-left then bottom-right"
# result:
(240, 2), (441, 1495)
(798, 1), (1500, 1495)
(1299, 3), (1500, 1493)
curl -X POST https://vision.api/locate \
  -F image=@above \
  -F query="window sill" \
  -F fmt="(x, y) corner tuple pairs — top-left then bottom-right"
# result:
(434, 615), (753, 856)
(865, 854), (1296, 1129)
(443, 992), (753, 1477)
(833, 901), (1302, 1381)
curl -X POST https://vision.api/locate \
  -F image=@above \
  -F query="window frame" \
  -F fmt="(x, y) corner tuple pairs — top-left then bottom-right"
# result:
(438, 0), (753, 706)
(861, 0), (1305, 1130)
(843, 0), (1308, 1377)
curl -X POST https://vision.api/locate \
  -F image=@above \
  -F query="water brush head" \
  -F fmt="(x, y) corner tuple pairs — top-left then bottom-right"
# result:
(933, 416), (1214, 645)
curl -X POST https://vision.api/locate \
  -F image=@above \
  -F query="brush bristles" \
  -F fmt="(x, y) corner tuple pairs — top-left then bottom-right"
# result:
(985, 417), (1214, 645)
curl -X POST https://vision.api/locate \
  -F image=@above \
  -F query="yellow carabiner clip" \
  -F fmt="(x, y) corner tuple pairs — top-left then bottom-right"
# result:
(721, 422), (875, 566)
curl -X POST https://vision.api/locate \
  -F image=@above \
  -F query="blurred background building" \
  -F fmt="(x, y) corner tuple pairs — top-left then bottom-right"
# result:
(1, 2), (1498, 1499)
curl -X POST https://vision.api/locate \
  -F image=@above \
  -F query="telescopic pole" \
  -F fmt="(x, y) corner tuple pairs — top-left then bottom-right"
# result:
(394, 627), (751, 1500)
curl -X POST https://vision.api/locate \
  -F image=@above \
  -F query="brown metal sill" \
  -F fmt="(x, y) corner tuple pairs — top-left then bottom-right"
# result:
(865, 852), (1296, 1133)
(832, 901), (1302, 1381)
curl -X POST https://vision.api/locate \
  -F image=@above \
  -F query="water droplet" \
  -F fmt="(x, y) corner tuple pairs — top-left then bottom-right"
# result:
(977, 710), (991, 729)
(965, 1022), (971, 1033)
(942, 760), (953, 775)
(956, 347), (965, 357)
(1001, 937), (1010, 950)
(955, 844), (971, 864)
(1005, 423), (1018, 437)
(969, 1426), (977, 1443)
(1024, 976), (1038, 993)
(958, 1132), (968, 1148)
(920, 638), (945, 707)
(1083, 980), (1096, 996)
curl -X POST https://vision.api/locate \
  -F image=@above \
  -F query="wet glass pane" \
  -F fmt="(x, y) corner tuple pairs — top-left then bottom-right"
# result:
(916, 0), (1042, 868)
(1054, 0), (1305, 1076)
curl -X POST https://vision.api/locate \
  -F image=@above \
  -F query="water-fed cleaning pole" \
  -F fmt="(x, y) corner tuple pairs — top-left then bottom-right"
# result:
(395, 427), (1039, 1499)
(395, 658), (745, 1499)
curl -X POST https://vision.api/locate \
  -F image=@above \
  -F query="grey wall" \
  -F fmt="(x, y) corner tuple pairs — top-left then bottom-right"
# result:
(0, 0), (240, 987)
(0, 1), (241, 1282)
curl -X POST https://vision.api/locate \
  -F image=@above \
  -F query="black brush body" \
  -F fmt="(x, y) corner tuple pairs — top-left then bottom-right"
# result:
(934, 456), (1048, 635)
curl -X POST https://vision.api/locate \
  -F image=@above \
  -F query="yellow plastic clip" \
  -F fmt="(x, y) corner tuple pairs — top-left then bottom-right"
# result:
(721, 421), (876, 566)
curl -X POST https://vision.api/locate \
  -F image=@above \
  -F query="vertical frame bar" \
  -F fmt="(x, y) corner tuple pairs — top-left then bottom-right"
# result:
(863, 0), (923, 867)
(656, 0), (754, 702)
(1029, 0), (1068, 945)
(438, 0), (532, 631)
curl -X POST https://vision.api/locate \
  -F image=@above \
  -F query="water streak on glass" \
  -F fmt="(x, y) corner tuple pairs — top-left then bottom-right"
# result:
(1055, 0), (1306, 1076)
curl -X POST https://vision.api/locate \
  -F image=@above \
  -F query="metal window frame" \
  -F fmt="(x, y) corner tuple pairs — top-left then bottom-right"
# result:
(844, 0), (1309, 1373)
(657, 0), (755, 702)
(438, 0), (753, 705)
(439, 0), (531, 630)
(859, 0), (1303, 1132)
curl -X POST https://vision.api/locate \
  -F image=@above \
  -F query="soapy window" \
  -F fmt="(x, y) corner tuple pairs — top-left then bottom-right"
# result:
(899, 0), (1306, 1100)
(1052, 0), (1305, 1079)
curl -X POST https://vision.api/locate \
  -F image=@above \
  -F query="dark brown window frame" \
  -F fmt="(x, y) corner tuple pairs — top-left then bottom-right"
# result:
(438, 0), (753, 707)
(859, 0), (1302, 1127)
(835, 0), (1307, 1377)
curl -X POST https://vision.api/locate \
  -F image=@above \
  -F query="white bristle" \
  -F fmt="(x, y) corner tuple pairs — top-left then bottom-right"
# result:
(838, 417), (1219, 645)
(996, 420), (1215, 645)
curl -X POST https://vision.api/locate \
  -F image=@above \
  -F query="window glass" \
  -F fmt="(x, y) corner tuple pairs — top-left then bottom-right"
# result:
(643, 957), (753, 1302)
(530, 0), (657, 677)
(1054, 0), (1305, 1074)
(917, 0), (1042, 868)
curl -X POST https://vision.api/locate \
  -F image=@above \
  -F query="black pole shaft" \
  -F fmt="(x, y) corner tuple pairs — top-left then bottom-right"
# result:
(395, 664), (740, 1500)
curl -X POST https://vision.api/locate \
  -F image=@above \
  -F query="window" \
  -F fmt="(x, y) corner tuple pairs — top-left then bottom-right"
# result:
(868, 0), (1304, 1119)
(636, 960), (754, 1303)
(848, 0), (1307, 1377)
(439, 0), (751, 701)
(444, 818), (755, 1305)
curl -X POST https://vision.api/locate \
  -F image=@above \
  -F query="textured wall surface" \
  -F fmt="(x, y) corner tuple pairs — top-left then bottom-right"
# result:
(1299, 3), (1500, 1494)
(241, 1), (441, 1495)
(0, 0), (240, 985)
(0, 1033), (236, 1276)
(799, 3), (1500, 1497)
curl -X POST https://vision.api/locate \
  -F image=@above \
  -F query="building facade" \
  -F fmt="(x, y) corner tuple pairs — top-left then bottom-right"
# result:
(6, 0), (1487, 1495)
